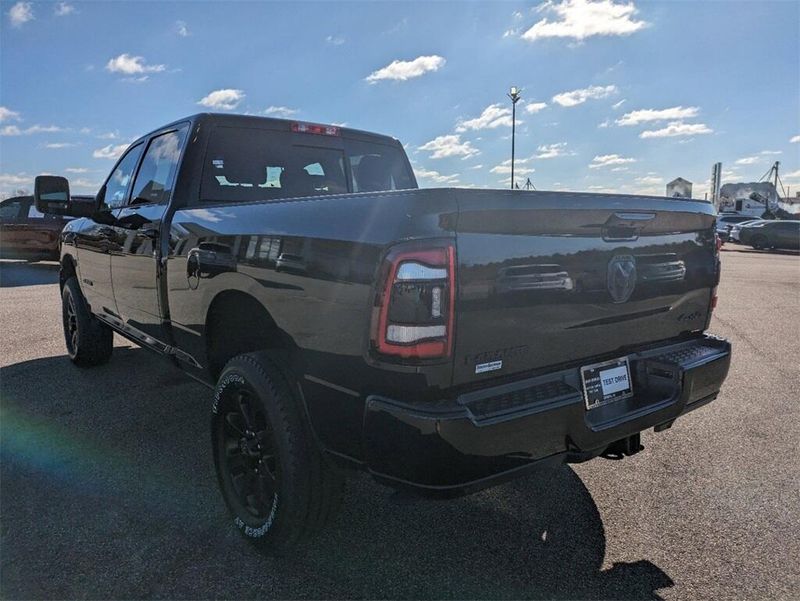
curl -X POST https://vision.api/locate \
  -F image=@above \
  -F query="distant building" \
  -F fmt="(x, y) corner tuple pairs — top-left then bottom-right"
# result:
(666, 177), (693, 198)
(718, 182), (778, 217)
(778, 192), (800, 217)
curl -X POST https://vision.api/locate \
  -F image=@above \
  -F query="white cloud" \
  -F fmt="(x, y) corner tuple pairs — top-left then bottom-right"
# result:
(612, 99), (626, 109)
(552, 84), (617, 107)
(598, 118), (611, 128)
(415, 167), (460, 185)
(524, 102), (548, 114)
(456, 104), (515, 132)
(589, 153), (636, 169)
(734, 156), (761, 165)
(790, 135), (800, 143)
(490, 159), (535, 176)
(365, 55), (445, 83)
(54, 2), (74, 16)
(759, 150), (782, 155)
(0, 106), (21, 122)
(264, 106), (298, 118)
(8, 2), (33, 27)
(469, 164), (484, 170)
(176, 20), (189, 36)
(93, 143), (130, 160)
(197, 88), (245, 110)
(521, 0), (648, 42)
(639, 121), (712, 138)
(636, 175), (663, 185)
(65, 167), (89, 173)
(1, 124), (64, 136)
(0, 173), (32, 186)
(44, 142), (76, 148)
(105, 54), (166, 75)
(326, 34), (345, 45)
(534, 142), (573, 159)
(97, 131), (119, 140)
(782, 169), (800, 183)
(616, 106), (699, 126)
(418, 134), (479, 159)
(503, 28), (520, 38)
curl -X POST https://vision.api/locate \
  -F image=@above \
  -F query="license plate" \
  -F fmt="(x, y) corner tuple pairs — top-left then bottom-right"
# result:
(581, 357), (633, 410)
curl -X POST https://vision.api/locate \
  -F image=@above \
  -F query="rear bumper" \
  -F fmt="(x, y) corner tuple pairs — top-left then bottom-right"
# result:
(363, 334), (730, 494)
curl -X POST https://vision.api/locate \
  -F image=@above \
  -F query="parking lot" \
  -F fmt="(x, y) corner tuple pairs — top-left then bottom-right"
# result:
(1, 248), (798, 600)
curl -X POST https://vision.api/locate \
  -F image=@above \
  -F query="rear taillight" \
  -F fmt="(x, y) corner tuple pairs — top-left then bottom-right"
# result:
(371, 242), (455, 360)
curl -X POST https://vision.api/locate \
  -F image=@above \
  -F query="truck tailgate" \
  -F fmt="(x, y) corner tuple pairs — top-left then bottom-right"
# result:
(452, 190), (717, 387)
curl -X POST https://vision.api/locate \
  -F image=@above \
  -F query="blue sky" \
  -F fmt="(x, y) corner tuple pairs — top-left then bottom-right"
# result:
(1, 0), (798, 199)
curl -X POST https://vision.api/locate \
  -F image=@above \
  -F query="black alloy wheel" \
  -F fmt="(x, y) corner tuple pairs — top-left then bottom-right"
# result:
(60, 276), (113, 366)
(211, 351), (344, 552)
(216, 382), (280, 523)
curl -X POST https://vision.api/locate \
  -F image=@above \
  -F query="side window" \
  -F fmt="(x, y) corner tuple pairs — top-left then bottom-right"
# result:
(103, 143), (144, 210)
(200, 127), (347, 203)
(27, 204), (45, 219)
(346, 141), (415, 193)
(0, 199), (23, 221)
(130, 126), (188, 205)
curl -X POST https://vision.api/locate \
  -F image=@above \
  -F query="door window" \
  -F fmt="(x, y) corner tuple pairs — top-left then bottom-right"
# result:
(0, 198), (24, 221)
(103, 143), (144, 210)
(130, 126), (189, 206)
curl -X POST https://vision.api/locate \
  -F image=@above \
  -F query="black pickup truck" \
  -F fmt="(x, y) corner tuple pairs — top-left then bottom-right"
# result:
(34, 113), (731, 551)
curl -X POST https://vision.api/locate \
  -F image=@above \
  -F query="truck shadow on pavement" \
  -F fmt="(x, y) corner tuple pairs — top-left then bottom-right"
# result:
(0, 260), (60, 288)
(1, 348), (673, 600)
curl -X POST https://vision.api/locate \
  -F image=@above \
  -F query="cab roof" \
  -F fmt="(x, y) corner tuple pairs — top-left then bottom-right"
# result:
(136, 113), (401, 147)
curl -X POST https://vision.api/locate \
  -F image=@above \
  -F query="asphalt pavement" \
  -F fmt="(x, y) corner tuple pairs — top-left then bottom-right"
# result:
(1, 248), (798, 600)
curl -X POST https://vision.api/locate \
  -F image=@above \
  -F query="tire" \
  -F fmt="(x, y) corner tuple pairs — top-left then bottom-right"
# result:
(751, 235), (768, 250)
(61, 276), (113, 367)
(211, 351), (344, 553)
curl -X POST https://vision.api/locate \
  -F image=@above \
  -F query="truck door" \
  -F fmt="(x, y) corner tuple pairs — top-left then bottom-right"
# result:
(77, 143), (144, 316)
(111, 125), (188, 344)
(0, 197), (26, 258)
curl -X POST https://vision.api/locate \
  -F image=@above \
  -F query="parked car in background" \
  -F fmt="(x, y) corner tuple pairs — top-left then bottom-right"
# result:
(738, 220), (800, 250)
(0, 195), (74, 261)
(716, 213), (755, 242)
(728, 219), (765, 243)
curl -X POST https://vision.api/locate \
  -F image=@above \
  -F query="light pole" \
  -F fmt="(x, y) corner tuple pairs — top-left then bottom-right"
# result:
(507, 86), (522, 190)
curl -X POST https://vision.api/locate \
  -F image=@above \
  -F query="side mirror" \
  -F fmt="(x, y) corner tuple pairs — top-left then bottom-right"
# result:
(34, 175), (97, 218)
(34, 175), (71, 215)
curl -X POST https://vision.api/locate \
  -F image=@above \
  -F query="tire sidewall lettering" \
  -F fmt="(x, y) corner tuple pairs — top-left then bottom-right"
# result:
(233, 493), (279, 538)
(212, 373), (245, 414)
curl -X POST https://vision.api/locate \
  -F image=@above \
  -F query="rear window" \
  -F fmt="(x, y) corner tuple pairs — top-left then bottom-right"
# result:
(200, 126), (414, 203)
